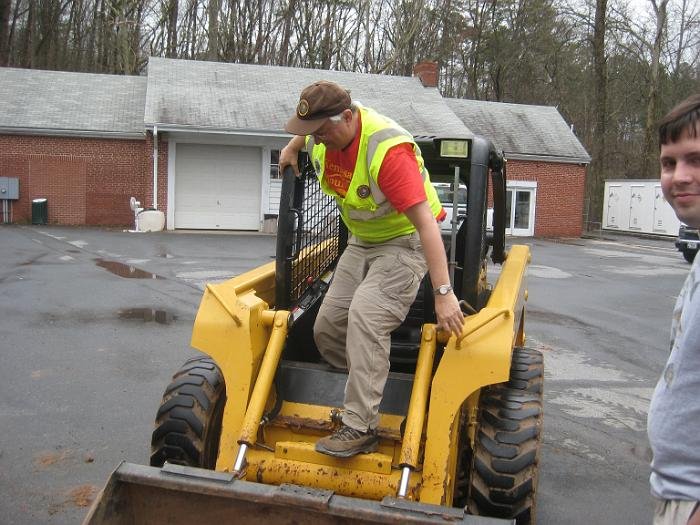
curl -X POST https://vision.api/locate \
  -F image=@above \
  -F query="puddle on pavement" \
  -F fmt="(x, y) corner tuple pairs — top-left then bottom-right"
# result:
(119, 308), (176, 324)
(96, 259), (163, 279)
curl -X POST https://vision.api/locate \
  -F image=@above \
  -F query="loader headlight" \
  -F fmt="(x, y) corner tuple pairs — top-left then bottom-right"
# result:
(439, 139), (469, 159)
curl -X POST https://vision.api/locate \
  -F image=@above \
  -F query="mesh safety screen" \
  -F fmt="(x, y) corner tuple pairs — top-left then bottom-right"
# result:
(276, 162), (347, 308)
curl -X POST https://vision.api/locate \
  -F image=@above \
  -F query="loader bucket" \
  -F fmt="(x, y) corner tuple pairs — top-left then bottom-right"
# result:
(84, 462), (512, 525)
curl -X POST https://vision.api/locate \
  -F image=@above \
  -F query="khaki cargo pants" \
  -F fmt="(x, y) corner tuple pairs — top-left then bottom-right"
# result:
(313, 232), (428, 431)
(653, 498), (700, 525)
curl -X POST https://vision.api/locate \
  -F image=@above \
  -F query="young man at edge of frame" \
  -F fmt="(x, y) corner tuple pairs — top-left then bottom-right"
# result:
(278, 80), (464, 458)
(648, 93), (700, 525)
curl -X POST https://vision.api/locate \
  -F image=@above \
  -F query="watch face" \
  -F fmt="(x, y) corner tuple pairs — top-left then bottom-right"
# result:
(437, 284), (451, 295)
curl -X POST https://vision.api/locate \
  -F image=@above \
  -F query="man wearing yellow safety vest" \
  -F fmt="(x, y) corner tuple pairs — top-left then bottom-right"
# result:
(279, 80), (464, 458)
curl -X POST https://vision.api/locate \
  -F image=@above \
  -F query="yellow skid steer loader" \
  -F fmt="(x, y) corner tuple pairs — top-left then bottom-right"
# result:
(85, 135), (541, 524)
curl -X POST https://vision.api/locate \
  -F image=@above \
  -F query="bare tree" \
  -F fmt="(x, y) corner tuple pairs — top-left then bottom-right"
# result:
(205, 0), (217, 59)
(664, 0), (700, 106)
(165, 0), (177, 57)
(585, 0), (608, 228)
(0, 0), (11, 65)
(20, 0), (35, 67)
(641, 0), (670, 177)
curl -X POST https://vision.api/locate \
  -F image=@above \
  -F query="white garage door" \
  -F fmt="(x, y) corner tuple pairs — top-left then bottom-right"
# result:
(175, 143), (262, 230)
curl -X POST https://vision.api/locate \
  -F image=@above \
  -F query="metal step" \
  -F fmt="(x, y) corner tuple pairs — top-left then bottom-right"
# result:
(277, 360), (414, 416)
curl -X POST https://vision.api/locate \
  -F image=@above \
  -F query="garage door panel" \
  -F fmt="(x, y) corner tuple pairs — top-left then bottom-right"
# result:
(175, 211), (260, 230)
(175, 143), (261, 230)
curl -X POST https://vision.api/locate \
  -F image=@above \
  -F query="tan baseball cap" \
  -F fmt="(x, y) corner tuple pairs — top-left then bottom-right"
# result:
(285, 81), (352, 136)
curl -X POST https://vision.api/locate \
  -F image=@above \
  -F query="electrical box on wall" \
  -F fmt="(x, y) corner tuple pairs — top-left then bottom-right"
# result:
(0, 177), (19, 200)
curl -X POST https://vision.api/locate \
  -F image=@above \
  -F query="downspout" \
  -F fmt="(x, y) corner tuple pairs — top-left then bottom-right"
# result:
(152, 125), (158, 209)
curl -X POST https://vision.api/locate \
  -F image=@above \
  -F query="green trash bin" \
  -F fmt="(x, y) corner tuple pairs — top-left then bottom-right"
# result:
(32, 198), (48, 225)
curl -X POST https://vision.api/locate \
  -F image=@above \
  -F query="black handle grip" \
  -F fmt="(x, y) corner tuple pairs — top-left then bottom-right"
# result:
(289, 208), (303, 260)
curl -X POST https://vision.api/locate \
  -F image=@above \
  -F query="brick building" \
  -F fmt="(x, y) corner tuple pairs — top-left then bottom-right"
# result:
(446, 99), (590, 237)
(0, 58), (589, 237)
(0, 69), (168, 226)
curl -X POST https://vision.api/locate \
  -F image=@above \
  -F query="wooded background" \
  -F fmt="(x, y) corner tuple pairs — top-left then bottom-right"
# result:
(1, 0), (698, 226)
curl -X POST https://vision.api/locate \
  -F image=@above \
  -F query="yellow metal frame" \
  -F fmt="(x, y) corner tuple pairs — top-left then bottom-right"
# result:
(420, 245), (529, 504)
(190, 262), (276, 471)
(189, 243), (530, 504)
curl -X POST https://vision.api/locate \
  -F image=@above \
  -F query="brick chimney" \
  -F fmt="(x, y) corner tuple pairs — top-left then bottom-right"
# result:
(413, 61), (438, 88)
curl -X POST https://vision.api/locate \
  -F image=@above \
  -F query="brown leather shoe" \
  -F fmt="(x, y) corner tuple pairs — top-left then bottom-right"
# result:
(315, 424), (379, 458)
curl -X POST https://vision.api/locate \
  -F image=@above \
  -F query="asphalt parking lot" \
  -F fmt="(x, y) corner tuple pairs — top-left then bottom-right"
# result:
(0, 225), (687, 524)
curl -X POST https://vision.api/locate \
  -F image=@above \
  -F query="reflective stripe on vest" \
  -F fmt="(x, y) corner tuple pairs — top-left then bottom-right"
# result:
(361, 128), (429, 216)
(307, 106), (442, 242)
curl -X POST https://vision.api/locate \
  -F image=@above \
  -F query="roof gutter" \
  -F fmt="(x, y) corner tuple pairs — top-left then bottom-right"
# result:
(504, 152), (591, 165)
(0, 126), (145, 140)
(144, 123), (291, 138)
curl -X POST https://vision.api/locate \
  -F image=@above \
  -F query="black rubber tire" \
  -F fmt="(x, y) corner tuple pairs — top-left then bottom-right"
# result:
(682, 248), (697, 263)
(461, 346), (544, 524)
(150, 355), (226, 468)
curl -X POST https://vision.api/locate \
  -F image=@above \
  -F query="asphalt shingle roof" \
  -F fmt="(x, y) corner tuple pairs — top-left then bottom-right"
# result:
(0, 60), (589, 164)
(144, 57), (472, 138)
(446, 98), (590, 163)
(0, 67), (147, 136)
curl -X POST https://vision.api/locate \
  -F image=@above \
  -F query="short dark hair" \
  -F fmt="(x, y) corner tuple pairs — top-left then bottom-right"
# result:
(659, 94), (700, 146)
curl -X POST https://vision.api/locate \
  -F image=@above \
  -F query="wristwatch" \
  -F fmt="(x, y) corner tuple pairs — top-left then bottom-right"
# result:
(433, 284), (453, 296)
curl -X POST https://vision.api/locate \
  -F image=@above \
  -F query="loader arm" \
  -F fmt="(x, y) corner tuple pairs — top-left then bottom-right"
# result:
(189, 266), (277, 471)
(420, 245), (530, 505)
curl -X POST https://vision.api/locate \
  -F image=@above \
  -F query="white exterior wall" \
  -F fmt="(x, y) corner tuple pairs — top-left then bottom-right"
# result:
(603, 179), (680, 236)
(268, 179), (282, 216)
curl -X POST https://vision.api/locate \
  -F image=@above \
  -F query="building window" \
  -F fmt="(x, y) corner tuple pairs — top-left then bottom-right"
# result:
(271, 149), (281, 179)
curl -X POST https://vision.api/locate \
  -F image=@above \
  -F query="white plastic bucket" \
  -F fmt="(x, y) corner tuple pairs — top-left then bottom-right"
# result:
(137, 210), (165, 232)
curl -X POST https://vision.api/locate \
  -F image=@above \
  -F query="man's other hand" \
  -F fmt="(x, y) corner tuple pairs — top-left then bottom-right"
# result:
(435, 292), (464, 338)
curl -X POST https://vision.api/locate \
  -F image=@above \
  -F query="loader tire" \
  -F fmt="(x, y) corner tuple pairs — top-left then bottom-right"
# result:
(464, 346), (543, 525)
(150, 355), (226, 469)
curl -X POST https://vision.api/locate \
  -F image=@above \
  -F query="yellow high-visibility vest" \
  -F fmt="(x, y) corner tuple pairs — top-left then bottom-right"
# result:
(308, 106), (443, 243)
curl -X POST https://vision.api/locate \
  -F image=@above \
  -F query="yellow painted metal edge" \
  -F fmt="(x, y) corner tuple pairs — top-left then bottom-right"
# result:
(419, 244), (530, 505)
(245, 448), (422, 501)
(189, 262), (278, 471)
(274, 441), (393, 475)
(398, 324), (437, 469)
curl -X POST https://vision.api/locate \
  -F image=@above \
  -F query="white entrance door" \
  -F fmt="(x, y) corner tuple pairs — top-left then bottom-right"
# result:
(174, 143), (262, 230)
(505, 185), (536, 236)
(652, 185), (680, 234)
(605, 184), (623, 229)
(628, 184), (645, 231)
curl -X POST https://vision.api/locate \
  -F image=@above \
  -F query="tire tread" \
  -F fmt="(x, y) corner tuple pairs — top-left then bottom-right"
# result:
(150, 355), (226, 469)
(465, 347), (544, 524)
